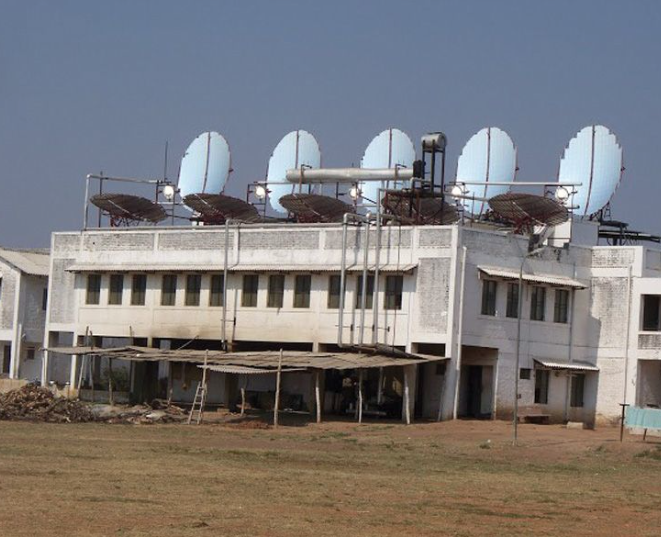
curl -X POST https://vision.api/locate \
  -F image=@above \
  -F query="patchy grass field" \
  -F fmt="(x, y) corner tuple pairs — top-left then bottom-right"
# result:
(0, 418), (660, 536)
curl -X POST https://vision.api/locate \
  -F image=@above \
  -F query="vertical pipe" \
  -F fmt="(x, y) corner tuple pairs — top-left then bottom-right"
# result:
(452, 247), (468, 419)
(97, 176), (103, 228)
(337, 214), (349, 347)
(83, 176), (90, 230)
(403, 367), (411, 425)
(358, 216), (371, 346)
(372, 207), (382, 345)
(222, 220), (231, 350)
(274, 349), (283, 428)
(513, 258), (525, 445)
(623, 264), (633, 405)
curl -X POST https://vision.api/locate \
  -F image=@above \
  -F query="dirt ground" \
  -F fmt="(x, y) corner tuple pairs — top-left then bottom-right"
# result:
(1, 415), (660, 537)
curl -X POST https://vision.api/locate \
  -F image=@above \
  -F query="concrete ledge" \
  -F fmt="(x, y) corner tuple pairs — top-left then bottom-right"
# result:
(0, 378), (29, 394)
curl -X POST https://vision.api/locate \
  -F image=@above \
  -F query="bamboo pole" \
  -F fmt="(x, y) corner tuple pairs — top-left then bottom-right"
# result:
(108, 358), (114, 406)
(403, 367), (411, 425)
(273, 349), (283, 428)
(240, 374), (247, 417)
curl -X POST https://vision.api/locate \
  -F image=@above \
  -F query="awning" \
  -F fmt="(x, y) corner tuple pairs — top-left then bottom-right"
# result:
(200, 365), (306, 375)
(66, 263), (417, 274)
(534, 358), (599, 372)
(478, 266), (586, 289)
(44, 345), (445, 370)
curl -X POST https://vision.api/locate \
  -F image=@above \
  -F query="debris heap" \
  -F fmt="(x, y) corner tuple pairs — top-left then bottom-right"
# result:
(0, 384), (95, 423)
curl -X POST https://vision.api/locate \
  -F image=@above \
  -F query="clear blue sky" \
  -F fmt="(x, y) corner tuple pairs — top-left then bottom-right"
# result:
(1, 0), (660, 247)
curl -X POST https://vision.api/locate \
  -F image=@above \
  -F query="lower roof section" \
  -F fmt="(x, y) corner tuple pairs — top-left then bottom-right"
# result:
(46, 345), (446, 371)
(478, 266), (586, 289)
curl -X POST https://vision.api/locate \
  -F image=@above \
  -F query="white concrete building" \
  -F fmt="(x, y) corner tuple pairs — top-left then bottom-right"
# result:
(37, 220), (661, 425)
(0, 248), (50, 384)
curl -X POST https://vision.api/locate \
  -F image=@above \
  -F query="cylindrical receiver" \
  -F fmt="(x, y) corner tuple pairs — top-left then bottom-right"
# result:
(421, 132), (447, 152)
(285, 167), (414, 184)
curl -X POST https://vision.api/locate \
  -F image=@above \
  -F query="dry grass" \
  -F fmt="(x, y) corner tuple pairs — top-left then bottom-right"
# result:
(1, 418), (660, 536)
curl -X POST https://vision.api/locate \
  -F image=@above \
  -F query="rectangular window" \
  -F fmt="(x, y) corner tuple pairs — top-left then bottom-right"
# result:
(294, 275), (312, 308)
(534, 369), (550, 404)
(355, 274), (374, 309)
(209, 275), (224, 307)
(86, 274), (101, 305)
(131, 274), (147, 306)
(242, 275), (259, 307)
(642, 295), (661, 331)
(327, 275), (342, 309)
(42, 287), (48, 311)
(506, 283), (519, 318)
(26, 348), (35, 361)
(108, 274), (124, 305)
(385, 275), (403, 310)
(2, 345), (10, 374)
(0, 278), (3, 301)
(530, 286), (546, 321)
(570, 374), (585, 408)
(161, 274), (177, 306)
(481, 280), (497, 316)
(267, 274), (285, 308)
(185, 274), (201, 306)
(554, 289), (570, 324)
(520, 368), (531, 380)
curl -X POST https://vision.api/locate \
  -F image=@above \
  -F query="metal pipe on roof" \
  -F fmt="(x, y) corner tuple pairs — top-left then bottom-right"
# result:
(286, 167), (414, 184)
(358, 214), (371, 346)
(337, 214), (349, 349)
(372, 199), (382, 346)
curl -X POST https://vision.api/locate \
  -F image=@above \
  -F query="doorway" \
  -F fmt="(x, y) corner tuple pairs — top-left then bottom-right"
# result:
(459, 364), (494, 419)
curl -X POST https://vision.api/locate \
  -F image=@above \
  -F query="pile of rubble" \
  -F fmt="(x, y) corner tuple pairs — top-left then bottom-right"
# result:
(92, 399), (187, 424)
(0, 384), (95, 423)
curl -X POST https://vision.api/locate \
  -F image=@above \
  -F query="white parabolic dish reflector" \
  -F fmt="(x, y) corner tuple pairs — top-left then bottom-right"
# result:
(558, 125), (623, 217)
(267, 130), (321, 213)
(178, 132), (231, 198)
(455, 127), (517, 216)
(360, 128), (415, 204)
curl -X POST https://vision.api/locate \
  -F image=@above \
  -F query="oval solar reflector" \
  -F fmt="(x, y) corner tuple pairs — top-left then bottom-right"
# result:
(267, 130), (321, 214)
(455, 127), (517, 216)
(360, 128), (415, 204)
(178, 132), (231, 198)
(558, 125), (623, 217)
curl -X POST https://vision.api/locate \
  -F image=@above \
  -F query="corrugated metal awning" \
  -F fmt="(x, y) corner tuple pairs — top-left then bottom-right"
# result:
(534, 358), (599, 372)
(478, 266), (586, 289)
(200, 364), (305, 375)
(66, 263), (418, 273)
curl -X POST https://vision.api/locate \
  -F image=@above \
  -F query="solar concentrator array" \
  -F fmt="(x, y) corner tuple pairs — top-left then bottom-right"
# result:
(178, 132), (232, 198)
(454, 127), (517, 217)
(558, 125), (623, 218)
(266, 130), (321, 214)
(359, 128), (416, 205)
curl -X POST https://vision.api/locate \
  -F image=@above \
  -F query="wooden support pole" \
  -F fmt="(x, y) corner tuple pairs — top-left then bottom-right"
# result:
(108, 358), (114, 406)
(358, 369), (363, 424)
(240, 374), (247, 417)
(377, 367), (384, 405)
(89, 356), (95, 403)
(274, 349), (283, 428)
(403, 367), (411, 425)
(315, 369), (322, 424)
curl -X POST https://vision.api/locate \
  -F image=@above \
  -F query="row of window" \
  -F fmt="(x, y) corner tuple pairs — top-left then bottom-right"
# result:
(481, 280), (570, 323)
(522, 368), (585, 407)
(85, 273), (405, 311)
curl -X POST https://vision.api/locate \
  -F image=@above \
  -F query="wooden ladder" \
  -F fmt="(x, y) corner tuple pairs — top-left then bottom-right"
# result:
(187, 381), (207, 425)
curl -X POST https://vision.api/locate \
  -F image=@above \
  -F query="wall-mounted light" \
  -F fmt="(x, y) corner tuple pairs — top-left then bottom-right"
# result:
(349, 186), (360, 200)
(555, 186), (570, 204)
(254, 185), (267, 200)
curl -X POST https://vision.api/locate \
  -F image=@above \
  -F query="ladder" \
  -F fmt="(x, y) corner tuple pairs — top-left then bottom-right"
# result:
(187, 381), (207, 425)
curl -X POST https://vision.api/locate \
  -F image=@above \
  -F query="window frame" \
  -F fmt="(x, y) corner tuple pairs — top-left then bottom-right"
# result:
(42, 287), (48, 311)
(241, 274), (259, 308)
(108, 274), (124, 306)
(327, 275), (342, 310)
(642, 295), (661, 331)
(161, 274), (177, 307)
(293, 274), (312, 309)
(86, 274), (102, 305)
(570, 373), (585, 408)
(355, 274), (375, 309)
(554, 288), (570, 324)
(185, 274), (202, 306)
(209, 274), (224, 307)
(267, 274), (285, 308)
(131, 274), (147, 306)
(384, 275), (403, 311)
(530, 285), (546, 322)
(481, 279), (498, 316)
(506, 282), (519, 318)
(534, 369), (550, 404)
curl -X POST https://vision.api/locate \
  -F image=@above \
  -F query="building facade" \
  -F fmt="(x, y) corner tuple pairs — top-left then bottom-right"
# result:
(37, 221), (661, 425)
(0, 248), (50, 385)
